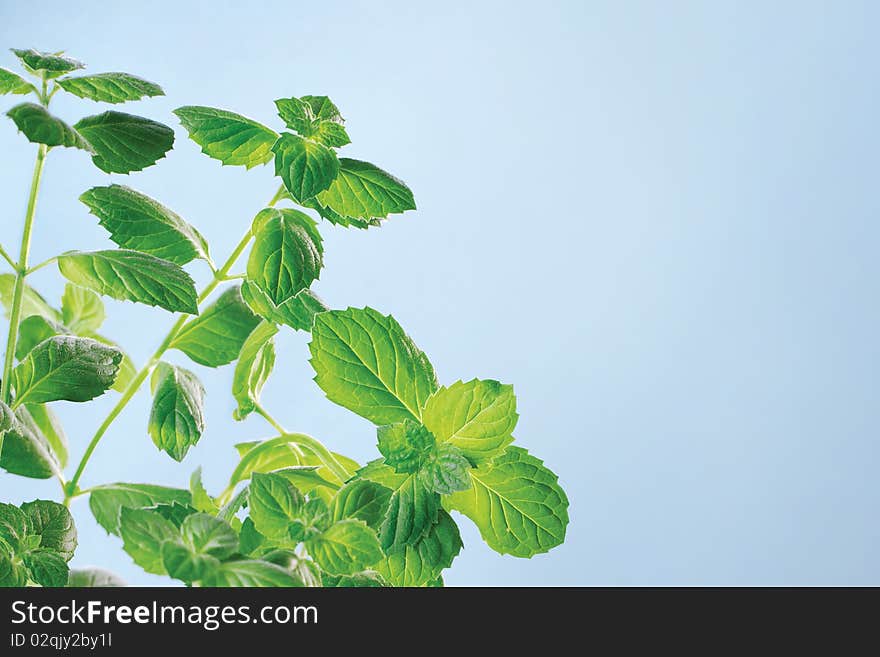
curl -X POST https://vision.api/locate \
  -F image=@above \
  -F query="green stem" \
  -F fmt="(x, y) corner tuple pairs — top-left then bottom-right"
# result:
(0, 244), (15, 269)
(267, 184), (289, 207)
(65, 228), (257, 498)
(66, 315), (186, 497)
(25, 255), (57, 275)
(67, 486), (95, 501)
(254, 402), (287, 435)
(0, 144), (47, 458)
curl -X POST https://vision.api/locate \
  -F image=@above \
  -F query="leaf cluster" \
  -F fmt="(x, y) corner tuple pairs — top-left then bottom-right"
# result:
(1, 49), (570, 588)
(0, 500), (76, 586)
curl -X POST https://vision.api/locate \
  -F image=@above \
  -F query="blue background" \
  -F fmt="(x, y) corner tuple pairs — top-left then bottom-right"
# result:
(1, 1), (878, 585)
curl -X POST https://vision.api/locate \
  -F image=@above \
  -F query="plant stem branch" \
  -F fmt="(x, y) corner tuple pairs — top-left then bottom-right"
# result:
(0, 144), (47, 458)
(25, 255), (57, 275)
(253, 402), (286, 435)
(0, 244), (15, 269)
(267, 184), (289, 207)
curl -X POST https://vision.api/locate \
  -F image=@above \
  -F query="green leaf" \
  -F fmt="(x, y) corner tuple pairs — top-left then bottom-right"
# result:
(11, 335), (122, 406)
(247, 208), (323, 306)
(151, 502), (197, 528)
(330, 479), (391, 530)
(0, 503), (29, 550)
(323, 570), (387, 587)
(0, 274), (61, 322)
(73, 111), (174, 174)
(57, 250), (199, 314)
(310, 121), (351, 148)
(0, 552), (28, 586)
(377, 420), (436, 474)
(379, 473), (440, 550)
(162, 514), (237, 583)
(230, 437), (357, 488)
(274, 289), (328, 331)
(238, 517), (264, 556)
(57, 73), (164, 104)
(248, 472), (304, 539)
(356, 458), (408, 489)
(301, 196), (372, 229)
(358, 458), (450, 549)
(160, 541), (218, 584)
(119, 507), (177, 575)
(23, 549), (69, 586)
(201, 560), (300, 587)
(24, 404), (67, 470)
(11, 49), (83, 77)
(170, 286), (259, 367)
(79, 185), (209, 265)
(443, 446), (569, 557)
(274, 96), (350, 148)
(67, 567), (125, 587)
(274, 467), (339, 499)
(240, 281), (327, 331)
(229, 439), (304, 486)
(20, 500), (76, 560)
(61, 283), (105, 333)
(282, 95), (347, 126)
(302, 96), (345, 122)
(422, 379), (517, 463)
(274, 97), (313, 135)
(419, 444), (472, 495)
(0, 405), (62, 479)
(148, 362), (206, 462)
(316, 158), (415, 220)
(272, 133), (339, 203)
(88, 483), (191, 535)
(82, 332), (136, 393)
(174, 106), (278, 169)
(15, 315), (69, 361)
(6, 103), (93, 151)
(0, 67), (33, 95)
(287, 498), (330, 542)
(306, 519), (383, 576)
(190, 468), (219, 514)
(261, 550), (322, 587)
(232, 320), (277, 420)
(217, 486), (249, 525)
(376, 510), (462, 587)
(309, 307), (438, 425)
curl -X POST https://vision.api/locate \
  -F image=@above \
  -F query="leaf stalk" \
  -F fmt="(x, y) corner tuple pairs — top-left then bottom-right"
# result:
(24, 255), (57, 275)
(0, 244), (16, 270)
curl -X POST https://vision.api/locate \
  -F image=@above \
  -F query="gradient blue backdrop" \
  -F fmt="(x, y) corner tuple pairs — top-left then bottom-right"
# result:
(1, 1), (878, 585)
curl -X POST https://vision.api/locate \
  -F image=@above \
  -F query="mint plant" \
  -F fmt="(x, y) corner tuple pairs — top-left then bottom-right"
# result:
(1, 49), (569, 587)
